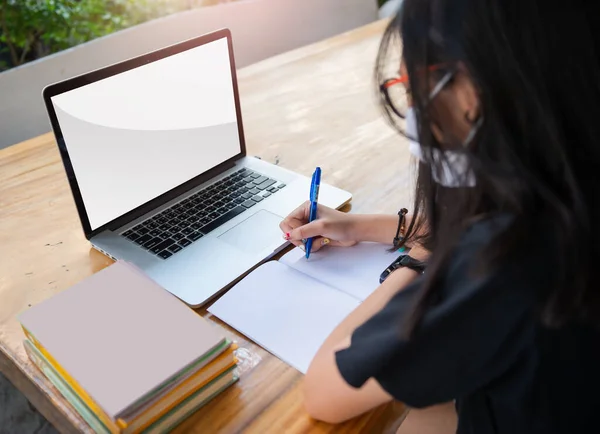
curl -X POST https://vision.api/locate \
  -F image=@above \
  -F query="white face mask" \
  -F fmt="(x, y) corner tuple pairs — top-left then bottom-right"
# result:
(405, 107), (476, 188)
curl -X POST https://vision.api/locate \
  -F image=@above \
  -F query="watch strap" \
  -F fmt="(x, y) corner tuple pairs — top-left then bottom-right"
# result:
(379, 254), (427, 284)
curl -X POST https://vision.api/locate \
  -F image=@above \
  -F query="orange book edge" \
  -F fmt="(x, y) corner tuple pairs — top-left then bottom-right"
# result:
(120, 352), (238, 433)
(24, 326), (238, 434)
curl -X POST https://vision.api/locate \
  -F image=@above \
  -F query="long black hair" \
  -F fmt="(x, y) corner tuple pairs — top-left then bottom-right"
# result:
(376, 0), (600, 336)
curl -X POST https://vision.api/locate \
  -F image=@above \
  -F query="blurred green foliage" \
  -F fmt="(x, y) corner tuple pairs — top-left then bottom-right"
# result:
(0, 0), (190, 71)
(0, 1), (389, 72)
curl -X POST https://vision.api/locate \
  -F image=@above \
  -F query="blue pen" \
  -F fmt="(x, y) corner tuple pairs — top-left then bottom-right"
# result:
(305, 167), (321, 260)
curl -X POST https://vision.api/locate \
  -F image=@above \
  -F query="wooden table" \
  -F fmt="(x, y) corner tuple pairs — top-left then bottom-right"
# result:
(0, 20), (413, 433)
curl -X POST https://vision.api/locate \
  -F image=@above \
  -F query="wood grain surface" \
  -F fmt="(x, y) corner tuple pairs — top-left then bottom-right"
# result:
(0, 20), (413, 433)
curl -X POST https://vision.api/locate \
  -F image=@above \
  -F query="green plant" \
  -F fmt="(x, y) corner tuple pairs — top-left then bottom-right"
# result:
(0, 0), (178, 71)
(0, 0), (237, 71)
(0, 0), (131, 69)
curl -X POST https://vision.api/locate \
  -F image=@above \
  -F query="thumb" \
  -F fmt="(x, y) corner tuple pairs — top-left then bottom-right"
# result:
(289, 220), (324, 242)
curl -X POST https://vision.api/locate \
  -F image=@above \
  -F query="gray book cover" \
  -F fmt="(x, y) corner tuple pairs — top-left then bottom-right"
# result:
(19, 261), (225, 420)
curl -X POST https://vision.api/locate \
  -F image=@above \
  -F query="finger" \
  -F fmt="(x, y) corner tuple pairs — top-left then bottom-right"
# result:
(324, 239), (349, 248)
(281, 202), (311, 233)
(280, 218), (300, 233)
(280, 220), (308, 247)
(302, 236), (326, 253)
(282, 230), (305, 249)
(281, 217), (308, 240)
(289, 220), (325, 242)
(280, 220), (294, 237)
(301, 236), (342, 253)
(282, 201), (311, 226)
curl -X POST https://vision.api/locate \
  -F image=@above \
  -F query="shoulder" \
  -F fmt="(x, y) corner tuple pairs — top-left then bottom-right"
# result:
(458, 212), (514, 247)
(459, 211), (556, 252)
(452, 211), (555, 281)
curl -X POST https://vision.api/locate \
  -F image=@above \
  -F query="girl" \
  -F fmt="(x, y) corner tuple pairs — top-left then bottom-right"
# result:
(280, 0), (600, 433)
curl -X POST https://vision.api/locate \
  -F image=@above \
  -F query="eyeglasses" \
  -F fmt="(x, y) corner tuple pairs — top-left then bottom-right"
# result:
(379, 64), (455, 136)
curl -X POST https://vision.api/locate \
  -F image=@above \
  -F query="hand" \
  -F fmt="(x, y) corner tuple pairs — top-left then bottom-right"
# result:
(280, 201), (359, 253)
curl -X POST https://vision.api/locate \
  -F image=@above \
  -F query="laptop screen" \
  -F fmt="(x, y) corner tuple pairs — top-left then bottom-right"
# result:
(50, 37), (242, 231)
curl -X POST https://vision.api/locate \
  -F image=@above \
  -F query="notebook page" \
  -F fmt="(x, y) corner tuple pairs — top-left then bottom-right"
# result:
(209, 261), (359, 374)
(279, 243), (398, 301)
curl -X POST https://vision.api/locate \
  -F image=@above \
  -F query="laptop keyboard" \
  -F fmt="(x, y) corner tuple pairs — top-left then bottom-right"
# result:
(121, 168), (286, 260)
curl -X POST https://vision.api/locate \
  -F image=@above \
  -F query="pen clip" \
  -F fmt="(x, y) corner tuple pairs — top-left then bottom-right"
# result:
(310, 184), (319, 202)
(310, 168), (321, 202)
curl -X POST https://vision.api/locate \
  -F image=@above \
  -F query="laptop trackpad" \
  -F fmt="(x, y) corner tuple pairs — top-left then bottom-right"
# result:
(218, 210), (283, 253)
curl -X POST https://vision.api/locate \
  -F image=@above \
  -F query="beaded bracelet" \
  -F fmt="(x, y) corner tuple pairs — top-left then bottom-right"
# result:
(393, 208), (409, 249)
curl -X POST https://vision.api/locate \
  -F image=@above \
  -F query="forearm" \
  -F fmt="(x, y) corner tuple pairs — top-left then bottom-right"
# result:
(353, 213), (416, 245)
(315, 267), (419, 352)
(304, 267), (420, 423)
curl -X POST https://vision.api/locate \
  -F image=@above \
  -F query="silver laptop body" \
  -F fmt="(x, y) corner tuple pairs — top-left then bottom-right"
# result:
(43, 29), (351, 306)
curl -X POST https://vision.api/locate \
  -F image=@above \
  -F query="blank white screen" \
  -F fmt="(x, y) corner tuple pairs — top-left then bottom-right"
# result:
(52, 37), (241, 231)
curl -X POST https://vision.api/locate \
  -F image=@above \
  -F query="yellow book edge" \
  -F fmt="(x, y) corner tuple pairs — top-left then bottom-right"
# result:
(136, 359), (238, 433)
(124, 343), (238, 422)
(121, 353), (238, 433)
(24, 324), (238, 434)
(22, 326), (121, 434)
(25, 337), (237, 434)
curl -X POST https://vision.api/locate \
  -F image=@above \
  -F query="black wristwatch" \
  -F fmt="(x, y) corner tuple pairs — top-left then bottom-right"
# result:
(379, 254), (427, 284)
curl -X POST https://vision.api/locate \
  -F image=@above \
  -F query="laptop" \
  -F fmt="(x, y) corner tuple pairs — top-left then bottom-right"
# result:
(43, 29), (352, 307)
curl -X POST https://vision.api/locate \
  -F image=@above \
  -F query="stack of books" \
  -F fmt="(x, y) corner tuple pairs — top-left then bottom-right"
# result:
(19, 261), (237, 433)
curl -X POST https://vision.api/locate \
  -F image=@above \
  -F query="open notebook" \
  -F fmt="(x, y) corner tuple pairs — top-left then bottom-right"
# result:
(209, 243), (398, 373)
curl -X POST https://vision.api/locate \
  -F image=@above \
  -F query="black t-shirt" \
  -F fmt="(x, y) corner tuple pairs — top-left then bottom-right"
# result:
(336, 215), (600, 434)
